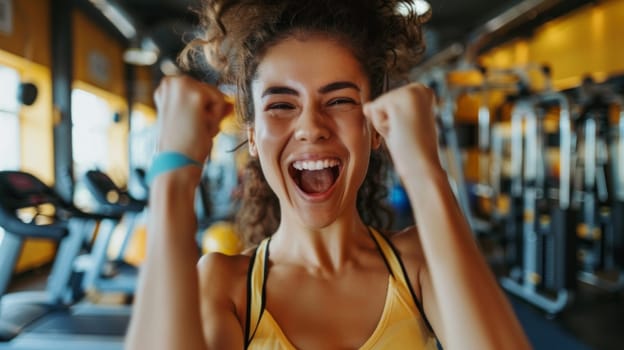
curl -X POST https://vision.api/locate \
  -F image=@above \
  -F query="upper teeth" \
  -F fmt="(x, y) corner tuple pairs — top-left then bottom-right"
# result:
(292, 159), (340, 171)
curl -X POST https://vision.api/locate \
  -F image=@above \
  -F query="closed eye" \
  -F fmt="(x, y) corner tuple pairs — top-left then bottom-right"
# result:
(328, 98), (358, 106)
(267, 102), (296, 110)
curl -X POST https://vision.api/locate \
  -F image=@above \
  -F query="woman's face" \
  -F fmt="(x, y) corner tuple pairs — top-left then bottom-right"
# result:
(249, 35), (378, 229)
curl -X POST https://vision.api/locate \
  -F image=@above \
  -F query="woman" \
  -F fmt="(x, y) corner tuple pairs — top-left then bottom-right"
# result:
(125, 0), (531, 349)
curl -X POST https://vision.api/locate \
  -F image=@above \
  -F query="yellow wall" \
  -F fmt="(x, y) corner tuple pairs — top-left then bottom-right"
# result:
(132, 102), (156, 121)
(134, 66), (156, 108)
(0, 0), (56, 273)
(73, 10), (126, 97)
(73, 10), (129, 186)
(480, 0), (624, 90)
(0, 0), (51, 66)
(0, 51), (55, 184)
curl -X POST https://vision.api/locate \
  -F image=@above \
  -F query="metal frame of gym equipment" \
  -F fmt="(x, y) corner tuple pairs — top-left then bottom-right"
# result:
(436, 82), (480, 234)
(617, 104), (624, 269)
(78, 170), (146, 297)
(430, 65), (544, 237)
(572, 81), (624, 292)
(500, 88), (576, 315)
(425, 66), (509, 236)
(478, 65), (552, 260)
(0, 171), (129, 350)
(471, 67), (535, 237)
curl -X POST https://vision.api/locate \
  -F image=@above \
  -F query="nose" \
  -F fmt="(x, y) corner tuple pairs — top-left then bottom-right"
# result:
(294, 106), (330, 142)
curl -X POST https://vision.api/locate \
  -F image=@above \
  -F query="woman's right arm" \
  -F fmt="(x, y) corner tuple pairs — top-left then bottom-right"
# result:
(125, 169), (206, 350)
(124, 76), (238, 350)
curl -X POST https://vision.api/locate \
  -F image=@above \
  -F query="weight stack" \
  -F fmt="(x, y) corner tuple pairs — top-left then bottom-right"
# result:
(614, 201), (624, 268)
(546, 207), (578, 291)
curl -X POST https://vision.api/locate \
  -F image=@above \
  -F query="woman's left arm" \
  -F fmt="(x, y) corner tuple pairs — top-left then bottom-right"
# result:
(364, 84), (530, 350)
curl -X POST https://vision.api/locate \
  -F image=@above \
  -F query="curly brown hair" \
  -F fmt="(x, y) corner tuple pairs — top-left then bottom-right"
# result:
(181, 0), (428, 244)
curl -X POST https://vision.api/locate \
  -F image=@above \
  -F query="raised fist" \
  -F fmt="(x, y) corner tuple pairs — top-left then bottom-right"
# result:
(154, 75), (233, 164)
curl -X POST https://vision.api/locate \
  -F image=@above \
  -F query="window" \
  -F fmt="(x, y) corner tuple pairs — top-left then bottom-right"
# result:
(129, 109), (156, 171)
(0, 65), (21, 245)
(71, 88), (113, 209)
(0, 65), (20, 171)
(128, 109), (157, 198)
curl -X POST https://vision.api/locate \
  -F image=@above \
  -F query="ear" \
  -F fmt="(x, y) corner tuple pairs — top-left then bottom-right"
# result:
(247, 126), (258, 157)
(370, 128), (382, 150)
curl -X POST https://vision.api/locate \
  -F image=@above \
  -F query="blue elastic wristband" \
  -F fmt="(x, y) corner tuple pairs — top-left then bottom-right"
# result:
(146, 152), (202, 185)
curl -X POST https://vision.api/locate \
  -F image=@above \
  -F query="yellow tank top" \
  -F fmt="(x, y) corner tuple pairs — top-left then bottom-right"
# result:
(244, 228), (439, 349)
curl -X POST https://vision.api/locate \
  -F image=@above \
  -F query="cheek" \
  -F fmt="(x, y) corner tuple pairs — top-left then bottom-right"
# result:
(351, 116), (374, 173)
(253, 119), (292, 193)
(254, 118), (290, 153)
(337, 115), (372, 189)
(340, 114), (371, 149)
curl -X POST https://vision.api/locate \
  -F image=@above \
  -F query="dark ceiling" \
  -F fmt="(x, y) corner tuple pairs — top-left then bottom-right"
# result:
(91, 0), (594, 69)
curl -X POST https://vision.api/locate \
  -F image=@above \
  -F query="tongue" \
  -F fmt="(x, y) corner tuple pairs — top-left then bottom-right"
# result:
(299, 168), (335, 194)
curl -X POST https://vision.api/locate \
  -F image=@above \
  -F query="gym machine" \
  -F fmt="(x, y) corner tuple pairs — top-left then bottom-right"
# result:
(572, 78), (624, 291)
(428, 65), (532, 237)
(426, 67), (492, 235)
(500, 84), (577, 315)
(474, 66), (545, 267)
(474, 65), (553, 242)
(0, 171), (129, 350)
(617, 86), (624, 270)
(79, 170), (147, 297)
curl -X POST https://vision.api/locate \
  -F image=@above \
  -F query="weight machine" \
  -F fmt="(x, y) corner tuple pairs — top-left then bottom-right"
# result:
(500, 85), (577, 315)
(572, 78), (624, 291)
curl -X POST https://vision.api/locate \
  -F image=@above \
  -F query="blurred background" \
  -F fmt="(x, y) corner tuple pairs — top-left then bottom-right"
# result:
(0, 0), (622, 349)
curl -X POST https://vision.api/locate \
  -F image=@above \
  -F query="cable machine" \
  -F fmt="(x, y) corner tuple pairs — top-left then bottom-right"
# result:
(572, 78), (624, 292)
(499, 70), (577, 315)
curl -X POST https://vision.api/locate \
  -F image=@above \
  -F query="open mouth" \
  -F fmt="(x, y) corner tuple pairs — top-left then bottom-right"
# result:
(289, 158), (341, 195)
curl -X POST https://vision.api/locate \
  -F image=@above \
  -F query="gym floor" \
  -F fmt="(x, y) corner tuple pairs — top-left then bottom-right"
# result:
(510, 284), (623, 350)
(7, 259), (623, 350)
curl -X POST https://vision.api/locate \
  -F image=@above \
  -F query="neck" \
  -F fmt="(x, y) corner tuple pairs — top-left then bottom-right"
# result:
(269, 208), (372, 275)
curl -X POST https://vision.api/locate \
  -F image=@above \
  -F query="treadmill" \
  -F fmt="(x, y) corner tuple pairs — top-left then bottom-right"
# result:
(0, 171), (129, 350)
(79, 170), (146, 297)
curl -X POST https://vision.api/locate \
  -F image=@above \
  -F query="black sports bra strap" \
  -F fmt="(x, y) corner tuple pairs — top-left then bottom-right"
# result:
(368, 227), (437, 336)
(244, 238), (270, 348)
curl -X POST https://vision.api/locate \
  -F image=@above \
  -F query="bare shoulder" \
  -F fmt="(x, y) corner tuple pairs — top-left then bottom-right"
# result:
(197, 251), (253, 323)
(197, 251), (252, 296)
(196, 251), (255, 347)
(198, 251), (251, 281)
(389, 225), (426, 261)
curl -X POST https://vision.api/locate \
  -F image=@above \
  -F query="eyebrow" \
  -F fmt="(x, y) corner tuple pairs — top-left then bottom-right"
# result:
(261, 81), (360, 98)
(261, 86), (298, 98)
(318, 81), (360, 94)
